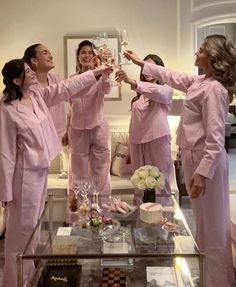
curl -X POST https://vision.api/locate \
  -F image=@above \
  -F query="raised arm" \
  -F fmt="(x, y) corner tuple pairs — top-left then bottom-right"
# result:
(135, 81), (173, 106)
(124, 49), (196, 93)
(142, 62), (195, 93)
(39, 66), (113, 107)
(115, 69), (173, 106)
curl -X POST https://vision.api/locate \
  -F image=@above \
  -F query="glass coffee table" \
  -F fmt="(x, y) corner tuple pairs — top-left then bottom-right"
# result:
(17, 193), (205, 287)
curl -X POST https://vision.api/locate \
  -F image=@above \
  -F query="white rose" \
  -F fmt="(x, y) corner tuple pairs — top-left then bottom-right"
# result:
(145, 176), (157, 189)
(136, 166), (145, 173)
(144, 165), (152, 171)
(138, 169), (149, 179)
(130, 174), (140, 187)
(137, 179), (147, 190)
(156, 173), (165, 190)
(149, 166), (160, 177)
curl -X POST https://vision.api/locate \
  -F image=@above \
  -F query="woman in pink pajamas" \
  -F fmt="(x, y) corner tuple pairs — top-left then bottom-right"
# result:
(124, 35), (236, 286)
(23, 44), (68, 178)
(64, 40), (112, 205)
(0, 58), (112, 287)
(116, 54), (174, 205)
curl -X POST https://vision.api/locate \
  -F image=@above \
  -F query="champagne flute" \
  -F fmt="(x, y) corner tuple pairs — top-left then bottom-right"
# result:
(119, 29), (130, 65)
(92, 33), (109, 64)
(92, 36), (102, 57)
(92, 33), (113, 85)
(120, 29), (129, 49)
(81, 177), (91, 203)
(109, 47), (121, 87)
(91, 175), (101, 208)
(72, 177), (83, 199)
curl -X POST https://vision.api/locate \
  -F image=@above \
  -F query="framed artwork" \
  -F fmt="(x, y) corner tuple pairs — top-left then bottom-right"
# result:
(64, 35), (121, 101)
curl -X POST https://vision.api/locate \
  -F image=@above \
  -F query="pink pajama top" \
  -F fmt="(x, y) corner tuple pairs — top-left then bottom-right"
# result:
(142, 62), (229, 179)
(69, 74), (110, 130)
(0, 71), (96, 202)
(129, 81), (173, 144)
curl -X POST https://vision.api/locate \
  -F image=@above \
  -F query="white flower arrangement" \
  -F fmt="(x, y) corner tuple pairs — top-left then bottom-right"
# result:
(130, 165), (165, 190)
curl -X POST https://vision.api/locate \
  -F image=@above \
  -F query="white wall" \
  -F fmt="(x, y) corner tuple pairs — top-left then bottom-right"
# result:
(0, 0), (178, 117)
(1, 0), (236, 116)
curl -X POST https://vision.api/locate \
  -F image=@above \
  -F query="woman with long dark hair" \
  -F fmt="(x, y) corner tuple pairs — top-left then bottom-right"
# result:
(64, 40), (112, 206)
(116, 54), (174, 205)
(23, 44), (68, 178)
(0, 58), (111, 287)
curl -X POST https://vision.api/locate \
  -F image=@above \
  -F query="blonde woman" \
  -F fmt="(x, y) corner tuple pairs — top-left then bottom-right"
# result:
(124, 35), (236, 287)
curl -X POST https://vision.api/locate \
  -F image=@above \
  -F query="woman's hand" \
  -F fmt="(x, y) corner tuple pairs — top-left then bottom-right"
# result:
(190, 173), (206, 199)
(101, 48), (114, 64)
(2, 202), (8, 208)
(115, 69), (128, 83)
(93, 64), (113, 78)
(115, 69), (137, 88)
(88, 55), (99, 69)
(62, 133), (69, 146)
(123, 49), (144, 67)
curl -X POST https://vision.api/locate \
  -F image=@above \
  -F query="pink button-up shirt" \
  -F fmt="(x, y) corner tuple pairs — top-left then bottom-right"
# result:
(33, 73), (67, 137)
(0, 71), (96, 202)
(69, 74), (110, 130)
(142, 62), (229, 179)
(129, 81), (173, 144)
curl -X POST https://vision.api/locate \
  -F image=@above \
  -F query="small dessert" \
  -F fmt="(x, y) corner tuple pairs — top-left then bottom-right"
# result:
(140, 202), (163, 224)
(89, 208), (102, 227)
(102, 216), (113, 225)
(90, 218), (101, 227)
(163, 221), (178, 232)
(165, 221), (176, 229)
(79, 203), (90, 217)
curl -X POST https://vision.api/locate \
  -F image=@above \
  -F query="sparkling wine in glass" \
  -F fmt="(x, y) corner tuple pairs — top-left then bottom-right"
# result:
(108, 47), (121, 87)
(92, 33), (109, 64)
(120, 29), (129, 48)
(119, 29), (130, 65)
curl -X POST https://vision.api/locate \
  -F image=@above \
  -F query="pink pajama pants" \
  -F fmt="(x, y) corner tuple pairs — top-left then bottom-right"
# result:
(69, 119), (111, 197)
(3, 164), (48, 287)
(130, 135), (174, 205)
(181, 148), (235, 287)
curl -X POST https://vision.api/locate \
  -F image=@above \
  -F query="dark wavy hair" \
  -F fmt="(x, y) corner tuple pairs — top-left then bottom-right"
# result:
(23, 43), (41, 70)
(76, 40), (95, 73)
(131, 54), (164, 108)
(204, 35), (236, 103)
(2, 59), (25, 103)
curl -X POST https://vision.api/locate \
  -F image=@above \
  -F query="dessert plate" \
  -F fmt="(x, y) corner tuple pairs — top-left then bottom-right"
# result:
(162, 222), (178, 232)
(111, 206), (138, 219)
(141, 216), (168, 226)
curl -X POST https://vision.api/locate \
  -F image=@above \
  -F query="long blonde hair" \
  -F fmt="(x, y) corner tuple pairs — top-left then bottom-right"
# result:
(204, 34), (236, 102)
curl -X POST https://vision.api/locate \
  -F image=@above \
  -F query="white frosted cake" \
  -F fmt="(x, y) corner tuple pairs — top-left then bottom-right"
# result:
(140, 202), (163, 224)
